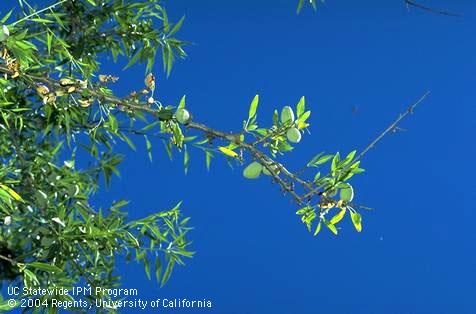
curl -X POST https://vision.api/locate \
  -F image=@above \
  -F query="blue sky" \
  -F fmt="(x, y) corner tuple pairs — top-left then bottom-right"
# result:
(3, 1), (476, 313)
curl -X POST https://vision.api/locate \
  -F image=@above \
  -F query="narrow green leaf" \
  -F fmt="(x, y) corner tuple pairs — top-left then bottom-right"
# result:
(330, 208), (347, 225)
(205, 151), (212, 171)
(324, 219), (338, 235)
(184, 145), (189, 174)
(28, 262), (62, 274)
(297, 0), (305, 13)
(248, 94), (259, 120)
(0, 185), (23, 202)
(144, 258), (151, 280)
(144, 135), (152, 162)
(155, 256), (162, 283)
(0, 9), (13, 23)
(161, 258), (175, 287)
(169, 16), (185, 36)
(308, 153), (333, 167)
(296, 96), (305, 117)
(314, 220), (322, 236)
(342, 150), (357, 166)
(108, 114), (118, 133)
(46, 30), (53, 54)
(178, 95), (186, 109)
(350, 211), (362, 232)
(331, 152), (340, 175)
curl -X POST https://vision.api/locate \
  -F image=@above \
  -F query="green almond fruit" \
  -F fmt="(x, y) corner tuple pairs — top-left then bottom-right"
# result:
(280, 106), (295, 124)
(0, 25), (9, 42)
(243, 162), (263, 179)
(175, 108), (190, 124)
(286, 127), (302, 143)
(340, 183), (354, 202)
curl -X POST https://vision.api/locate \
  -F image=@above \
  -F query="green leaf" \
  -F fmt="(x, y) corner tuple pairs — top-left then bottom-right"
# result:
(144, 258), (151, 280)
(313, 171), (321, 182)
(324, 219), (338, 235)
(178, 95), (186, 109)
(0, 184), (23, 202)
(23, 269), (40, 286)
(0, 9), (13, 23)
(248, 94), (259, 120)
(108, 114), (118, 133)
(316, 154), (333, 165)
(331, 152), (340, 175)
(342, 150), (356, 166)
(161, 258), (175, 287)
(144, 136), (152, 162)
(184, 145), (189, 174)
(350, 211), (362, 232)
(30, 18), (53, 24)
(28, 262), (62, 274)
(297, 111), (311, 130)
(205, 150), (213, 171)
(330, 208), (346, 225)
(155, 256), (162, 283)
(296, 205), (312, 215)
(296, 96), (305, 117)
(308, 153), (333, 167)
(313, 220), (322, 236)
(297, 0), (305, 13)
(0, 189), (11, 205)
(169, 16), (185, 36)
(123, 50), (142, 70)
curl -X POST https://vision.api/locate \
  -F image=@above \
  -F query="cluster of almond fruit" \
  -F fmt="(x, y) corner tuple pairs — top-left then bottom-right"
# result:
(243, 105), (302, 179)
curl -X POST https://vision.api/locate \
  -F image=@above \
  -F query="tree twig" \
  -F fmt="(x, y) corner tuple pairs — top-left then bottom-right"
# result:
(299, 91), (430, 201)
(355, 91), (430, 162)
(405, 0), (462, 17)
(0, 253), (16, 265)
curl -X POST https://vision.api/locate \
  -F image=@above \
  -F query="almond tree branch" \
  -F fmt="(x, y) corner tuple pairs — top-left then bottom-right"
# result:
(354, 91), (430, 162)
(0, 64), (305, 203)
(187, 121), (303, 202)
(0, 64), (428, 207)
(299, 91), (430, 201)
(405, 0), (462, 17)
